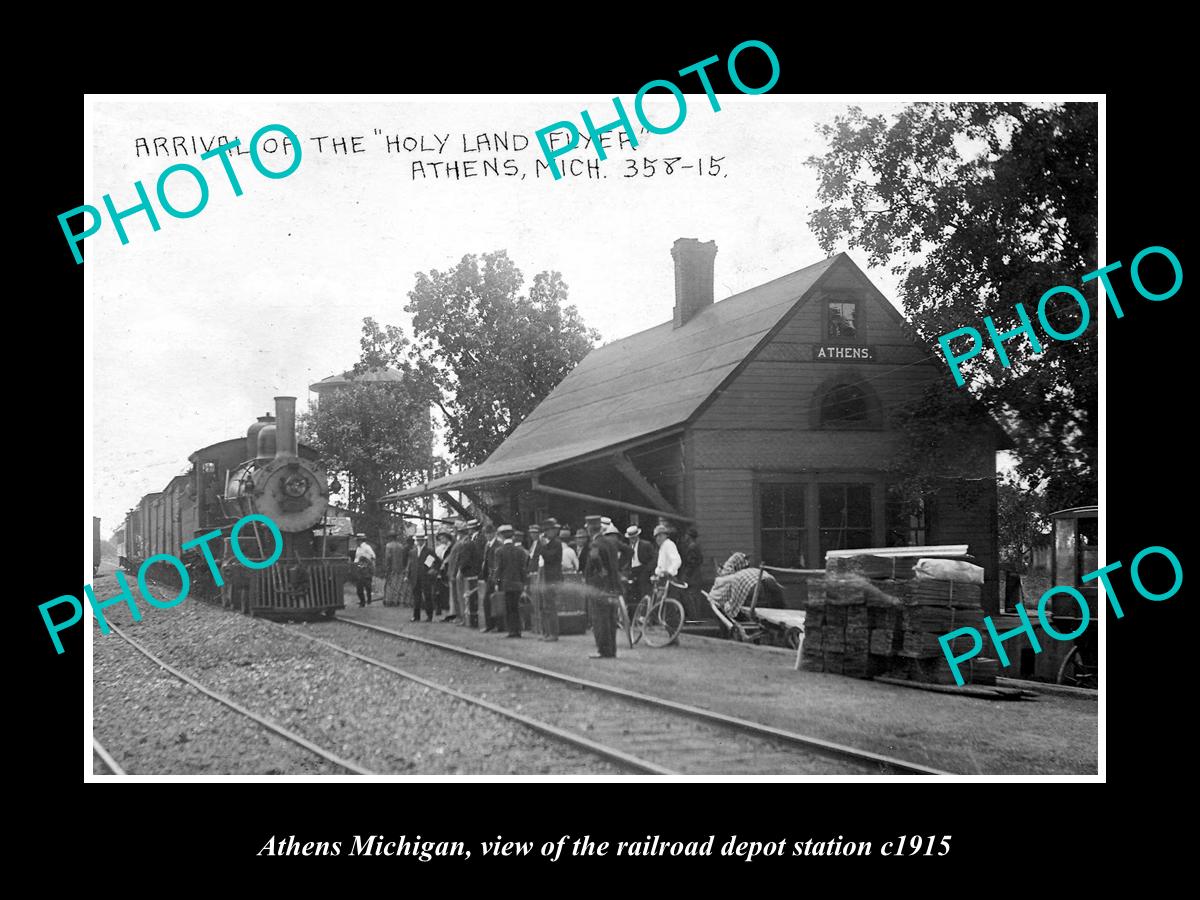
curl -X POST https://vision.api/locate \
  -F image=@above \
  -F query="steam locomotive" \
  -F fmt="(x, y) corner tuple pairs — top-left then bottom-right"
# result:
(119, 396), (352, 618)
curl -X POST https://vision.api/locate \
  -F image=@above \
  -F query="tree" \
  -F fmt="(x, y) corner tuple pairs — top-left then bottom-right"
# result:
(997, 474), (1050, 571)
(403, 251), (600, 467)
(807, 103), (1097, 512)
(298, 321), (435, 542)
(889, 382), (1000, 505)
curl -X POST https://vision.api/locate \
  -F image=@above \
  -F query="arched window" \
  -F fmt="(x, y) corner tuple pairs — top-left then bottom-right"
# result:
(821, 384), (869, 426)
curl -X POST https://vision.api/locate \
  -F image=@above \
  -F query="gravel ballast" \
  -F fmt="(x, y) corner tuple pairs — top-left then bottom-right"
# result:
(90, 575), (624, 775)
(93, 611), (344, 775)
(312, 620), (874, 774)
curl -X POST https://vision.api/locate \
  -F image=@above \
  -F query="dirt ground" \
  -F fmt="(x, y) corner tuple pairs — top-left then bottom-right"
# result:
(341, 602), (1098, 775)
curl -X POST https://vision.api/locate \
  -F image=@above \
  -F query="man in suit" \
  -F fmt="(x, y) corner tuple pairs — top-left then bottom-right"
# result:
(443, 523), (469, 622)
(408, 532), (437, 622)
(620, 525), (656, 619)
(581, 514), (621, 658)
(458, 519), (483, 628)
(382, 530), (406, 607)
(494, 525), (529, 638)
(538, 518), (564, 642)
(480, 523), (503, 632)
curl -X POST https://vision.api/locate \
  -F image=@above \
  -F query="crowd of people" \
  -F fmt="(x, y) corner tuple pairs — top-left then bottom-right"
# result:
(347, 516), (705, 660)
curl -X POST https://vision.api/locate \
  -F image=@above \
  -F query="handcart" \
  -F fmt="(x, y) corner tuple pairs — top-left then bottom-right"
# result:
(704, 563), (813, 649)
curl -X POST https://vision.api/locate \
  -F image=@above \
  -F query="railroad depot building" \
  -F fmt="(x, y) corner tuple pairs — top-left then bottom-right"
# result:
(388, 240), (1008, 612)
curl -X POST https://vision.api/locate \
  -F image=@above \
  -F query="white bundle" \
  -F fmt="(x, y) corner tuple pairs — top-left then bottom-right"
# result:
(912, 558), (985, 584)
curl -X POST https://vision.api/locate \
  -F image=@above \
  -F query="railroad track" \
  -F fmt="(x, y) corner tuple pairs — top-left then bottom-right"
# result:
(92, 737), (126, 775)
(106, 622), (377, 776)
(315, 616), (949, 776)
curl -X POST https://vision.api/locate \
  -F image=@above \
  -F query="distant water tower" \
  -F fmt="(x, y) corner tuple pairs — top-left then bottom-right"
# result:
(309, 366), (408, 406)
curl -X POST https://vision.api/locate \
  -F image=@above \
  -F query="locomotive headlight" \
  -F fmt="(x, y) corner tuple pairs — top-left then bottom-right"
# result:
(282, 473), (310, 498)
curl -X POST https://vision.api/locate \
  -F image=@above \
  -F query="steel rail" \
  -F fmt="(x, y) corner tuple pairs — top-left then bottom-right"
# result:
(92, 737), (126, 775)
(107, 622), (376, 776)
(333, 616), (951, 776)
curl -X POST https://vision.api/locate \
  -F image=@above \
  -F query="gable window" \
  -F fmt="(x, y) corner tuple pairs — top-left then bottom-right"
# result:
(818, 483), (873, 557)
(828, 301), (857, 339)
(821, 384), (869, 426)
(759, 483), (807, 568)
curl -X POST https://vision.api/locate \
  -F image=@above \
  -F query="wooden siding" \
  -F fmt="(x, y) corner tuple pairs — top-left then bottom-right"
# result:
(686, 270), (1000, 607)
(698, 287), (937, 431)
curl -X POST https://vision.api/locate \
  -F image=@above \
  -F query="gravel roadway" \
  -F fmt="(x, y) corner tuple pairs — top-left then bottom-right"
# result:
(90, 573), (623, 775)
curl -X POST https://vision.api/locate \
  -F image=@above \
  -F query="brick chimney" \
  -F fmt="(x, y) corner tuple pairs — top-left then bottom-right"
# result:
(671, 238), (717, 328)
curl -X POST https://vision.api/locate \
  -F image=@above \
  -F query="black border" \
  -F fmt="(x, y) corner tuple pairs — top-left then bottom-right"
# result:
(29, 23), (1189, 882)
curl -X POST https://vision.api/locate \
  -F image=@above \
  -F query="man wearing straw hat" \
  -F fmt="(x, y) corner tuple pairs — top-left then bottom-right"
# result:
(581, 514), (621, 658)
(408, 532), (436, 623)
(458, 519), (483, 628)
(443, 522), (470, 623)
(620, 524), (656, 619)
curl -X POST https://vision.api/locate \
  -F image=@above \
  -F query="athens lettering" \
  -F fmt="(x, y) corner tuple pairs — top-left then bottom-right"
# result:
(939, 544), (1182, 686)
(534, 40), (780, 180)
(40, 513), (283, 654)
(937, 245), (1183, 387)
(814, 345), (875, 361)
(58, 124), (302, 265)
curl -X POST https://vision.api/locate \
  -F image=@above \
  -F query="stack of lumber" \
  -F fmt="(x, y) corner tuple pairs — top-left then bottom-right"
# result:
(799, 573), (899, 679)
(894, 578), (985, 684)
(802, 547), (996, 686)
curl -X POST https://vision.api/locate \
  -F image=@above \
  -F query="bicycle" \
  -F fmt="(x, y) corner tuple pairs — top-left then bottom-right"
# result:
(631, 576), (686, 647)
(615, 595), (633, 648)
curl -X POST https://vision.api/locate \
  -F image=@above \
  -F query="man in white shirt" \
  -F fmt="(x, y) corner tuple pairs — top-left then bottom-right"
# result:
(560, 541), (579, 574)
(653, 524), (681, 580)
(353, 534), (377, 606)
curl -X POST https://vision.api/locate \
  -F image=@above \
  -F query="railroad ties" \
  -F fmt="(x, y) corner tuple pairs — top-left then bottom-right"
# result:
(312, 616), (948, 776)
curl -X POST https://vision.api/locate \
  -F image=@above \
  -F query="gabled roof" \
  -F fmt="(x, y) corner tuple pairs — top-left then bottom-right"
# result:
(386, 254), (846, 499)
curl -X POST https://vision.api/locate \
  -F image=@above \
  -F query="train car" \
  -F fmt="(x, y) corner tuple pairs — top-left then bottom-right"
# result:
(120, 395), (351, 619)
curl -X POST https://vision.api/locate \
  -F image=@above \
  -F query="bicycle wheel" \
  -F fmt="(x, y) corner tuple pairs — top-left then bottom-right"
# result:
(642, 598), (685, 647)
(616, 599), (633, 648)
(631, 596), (651, 646)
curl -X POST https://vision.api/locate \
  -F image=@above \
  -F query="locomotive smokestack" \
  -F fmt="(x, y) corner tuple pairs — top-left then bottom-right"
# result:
(274, 396), (298, 460)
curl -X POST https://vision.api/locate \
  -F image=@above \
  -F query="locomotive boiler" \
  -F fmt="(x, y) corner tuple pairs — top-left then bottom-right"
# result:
(121, 395), (351, 618)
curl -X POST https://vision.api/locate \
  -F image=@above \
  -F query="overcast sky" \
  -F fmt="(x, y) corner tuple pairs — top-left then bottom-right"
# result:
(88, 97), (917, 535)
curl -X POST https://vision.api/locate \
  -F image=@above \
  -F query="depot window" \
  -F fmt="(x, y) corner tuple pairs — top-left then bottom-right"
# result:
(821, 384), (869, 427)
(885, 486), (929, 547)
(818, 483), (873, 557)
(759, 483), (807, 568)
